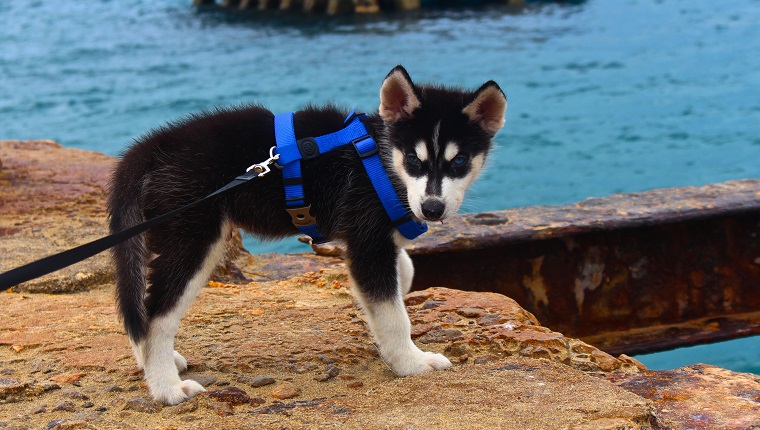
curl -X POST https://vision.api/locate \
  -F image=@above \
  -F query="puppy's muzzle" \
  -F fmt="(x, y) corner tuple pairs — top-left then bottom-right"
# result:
(421, 198), (446, 221)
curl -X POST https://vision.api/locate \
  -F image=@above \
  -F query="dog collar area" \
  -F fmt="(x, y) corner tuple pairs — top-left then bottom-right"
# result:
(273, 110), (428, 244)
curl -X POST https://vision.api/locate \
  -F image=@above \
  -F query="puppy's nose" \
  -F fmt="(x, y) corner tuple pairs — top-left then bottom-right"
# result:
(421, 199), (446, 220)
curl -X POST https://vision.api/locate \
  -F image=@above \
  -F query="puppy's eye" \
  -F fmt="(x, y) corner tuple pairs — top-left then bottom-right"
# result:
(407, 153), (422, 166)
(452, 154), (468, 167)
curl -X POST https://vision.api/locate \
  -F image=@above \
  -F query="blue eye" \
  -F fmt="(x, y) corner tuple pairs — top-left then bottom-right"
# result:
(407, 153), (422, 166)
(452, 154), (468, 166)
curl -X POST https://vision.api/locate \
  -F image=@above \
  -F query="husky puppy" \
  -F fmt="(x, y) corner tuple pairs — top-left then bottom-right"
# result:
(109, 65), (506, 404)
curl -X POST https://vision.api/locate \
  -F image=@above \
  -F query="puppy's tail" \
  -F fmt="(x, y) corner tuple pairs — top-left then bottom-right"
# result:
(108, 149), (150, 344)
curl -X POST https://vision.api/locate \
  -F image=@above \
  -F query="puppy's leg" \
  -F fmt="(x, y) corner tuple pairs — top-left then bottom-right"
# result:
(130, 339), (144, 370)
(172, 350), (188, 373)
(397, 248), (414, 296)
(141, 224), (228, 405)
(131, 334), (188, 373)
(347, 239), (452, 376)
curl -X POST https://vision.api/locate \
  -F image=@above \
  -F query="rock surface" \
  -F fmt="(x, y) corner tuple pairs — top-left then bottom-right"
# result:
(0, 140), (114, 293)
(610, 364), (760, 429)
(1, 140), (759, 429)
(0, 268), (660, 429)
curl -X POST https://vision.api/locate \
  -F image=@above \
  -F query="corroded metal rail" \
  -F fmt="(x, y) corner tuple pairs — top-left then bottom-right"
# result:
(407, 179), (760, 355)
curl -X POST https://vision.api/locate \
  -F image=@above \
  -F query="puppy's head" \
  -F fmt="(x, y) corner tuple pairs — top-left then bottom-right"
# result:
(379, 65), (507, 222)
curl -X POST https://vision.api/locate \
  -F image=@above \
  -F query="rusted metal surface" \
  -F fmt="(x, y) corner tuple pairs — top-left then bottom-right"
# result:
(407, 179), (760, 355)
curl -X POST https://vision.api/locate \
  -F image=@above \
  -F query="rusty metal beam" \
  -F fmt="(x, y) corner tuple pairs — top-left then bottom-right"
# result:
(407, 180), (760, 355)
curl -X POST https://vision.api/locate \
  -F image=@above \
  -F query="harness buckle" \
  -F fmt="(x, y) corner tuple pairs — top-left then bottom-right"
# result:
(286, 206), (317, 227)
(352, 135), (378, 159)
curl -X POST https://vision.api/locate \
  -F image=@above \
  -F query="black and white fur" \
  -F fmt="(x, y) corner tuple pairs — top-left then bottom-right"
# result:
(109, 66), (507, 404)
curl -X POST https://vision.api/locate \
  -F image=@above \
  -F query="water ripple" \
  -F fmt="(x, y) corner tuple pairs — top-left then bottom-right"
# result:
(0, 0), (758, 254)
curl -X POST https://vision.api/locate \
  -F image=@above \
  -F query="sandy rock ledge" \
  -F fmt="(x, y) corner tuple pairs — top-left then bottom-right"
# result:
(1, 140), (760, 429)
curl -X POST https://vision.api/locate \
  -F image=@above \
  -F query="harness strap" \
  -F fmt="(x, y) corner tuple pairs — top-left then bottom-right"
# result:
(353, 135), (428, 240)
(273, 111), (427, 243)
(274, 112), (328, 243)
(274, 113), (373, 166)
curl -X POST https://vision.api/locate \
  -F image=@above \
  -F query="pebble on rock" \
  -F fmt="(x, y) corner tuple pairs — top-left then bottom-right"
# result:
(52, 401), (77, 412)
(618, 354), (647, 371)
(161, 398), (198, 418)
(44, 420), (66, 430)
(72, 410), (102, 423)
(49, 373), (85, 385)
(314, 364), (341, 382)
(248, 376), (276, 387)
(326, 364), (341, 378)
(40, 382), (61, 392)
(123, 396), (162, 414)
(0, 378), (29, 401)
(477, 313), (507, 327)
(207, 386), (252, 405)
(181, 373), (217, 387)
(314, 373), (330, 382)
(62, 389), (89, 400)
(317, 354), (338, 364)
(270, 382), (301, 400)
(591, 349), (620, 372)
(418, 328), (463, 344)
(206, 400), (234, 417)
(420, 300), (445, 310)
(457, 307), (487, 318)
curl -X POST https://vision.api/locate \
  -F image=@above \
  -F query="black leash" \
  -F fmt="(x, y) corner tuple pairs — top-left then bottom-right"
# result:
(0, 149), (280, 292)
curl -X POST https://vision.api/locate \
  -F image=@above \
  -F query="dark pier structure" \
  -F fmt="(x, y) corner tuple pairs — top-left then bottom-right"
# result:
(194, 0), (527, 14)
(406, 179), (760, 356)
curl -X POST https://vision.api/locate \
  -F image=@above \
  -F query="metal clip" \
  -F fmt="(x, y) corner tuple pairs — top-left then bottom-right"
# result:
(246, 146), (281, 178)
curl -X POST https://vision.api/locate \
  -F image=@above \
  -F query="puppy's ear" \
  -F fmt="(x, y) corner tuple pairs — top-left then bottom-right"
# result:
(379, 65), (421, 123)
(462, 81), (507, 136)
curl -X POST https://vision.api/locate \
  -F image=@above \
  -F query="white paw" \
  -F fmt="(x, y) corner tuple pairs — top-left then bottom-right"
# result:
(390, 350), (453, 377)
(173, 350), (188, 373)
(152, 379), (206, 405)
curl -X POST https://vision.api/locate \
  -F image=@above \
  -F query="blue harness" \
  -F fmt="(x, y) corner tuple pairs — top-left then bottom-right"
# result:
(273, 111), (428, 244)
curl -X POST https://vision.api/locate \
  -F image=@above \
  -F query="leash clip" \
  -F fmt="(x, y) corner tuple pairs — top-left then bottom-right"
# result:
(246, 146), (281, 177)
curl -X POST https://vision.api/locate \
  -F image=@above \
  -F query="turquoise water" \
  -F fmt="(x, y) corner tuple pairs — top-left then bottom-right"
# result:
(1, 1), (759, 372)
(637, 336), (760, 375)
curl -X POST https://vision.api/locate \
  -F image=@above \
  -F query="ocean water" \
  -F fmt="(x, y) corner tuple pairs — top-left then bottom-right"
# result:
(1, 1), (759, 372)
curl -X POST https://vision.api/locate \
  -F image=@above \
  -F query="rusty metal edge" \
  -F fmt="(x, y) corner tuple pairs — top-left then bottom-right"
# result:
(583, 310), (760, 357)
(408, 179), (760, 255)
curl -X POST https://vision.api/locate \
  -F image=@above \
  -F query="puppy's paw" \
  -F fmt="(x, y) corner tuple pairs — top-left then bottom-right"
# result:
(391, 350), (452, 376)
(173, 351), (188, 373)
(152, 379), (206, 405)
(178, 379), (206, 399)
